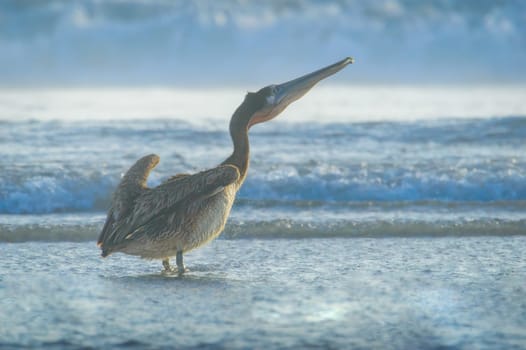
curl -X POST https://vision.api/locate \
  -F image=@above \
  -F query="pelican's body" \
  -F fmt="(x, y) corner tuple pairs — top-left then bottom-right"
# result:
(113, 176), (239, 259)
(98, 57), (353, 274)
(98, 159), (242, 272)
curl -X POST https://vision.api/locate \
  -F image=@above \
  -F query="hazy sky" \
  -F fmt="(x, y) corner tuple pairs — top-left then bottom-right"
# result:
(1, 0), (525, 86)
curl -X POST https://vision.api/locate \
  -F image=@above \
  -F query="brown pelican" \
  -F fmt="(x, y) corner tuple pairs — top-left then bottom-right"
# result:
(97, 57), (354, 274)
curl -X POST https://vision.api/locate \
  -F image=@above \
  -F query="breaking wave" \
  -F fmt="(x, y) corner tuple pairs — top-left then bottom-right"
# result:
(1, 168), (526, 214)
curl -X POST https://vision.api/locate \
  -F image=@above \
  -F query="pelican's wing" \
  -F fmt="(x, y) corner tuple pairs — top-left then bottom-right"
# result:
(97, 154), (160, 246)
(99, 164), (240, 252)
(112, 154), (160, 218)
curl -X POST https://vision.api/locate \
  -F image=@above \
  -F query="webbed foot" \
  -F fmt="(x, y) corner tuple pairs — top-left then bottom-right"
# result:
(162, 258), (177, 275)
(162, 256), (188, 276)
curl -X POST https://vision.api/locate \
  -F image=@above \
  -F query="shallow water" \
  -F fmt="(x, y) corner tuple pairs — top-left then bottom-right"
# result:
(1, 237), (525, 349)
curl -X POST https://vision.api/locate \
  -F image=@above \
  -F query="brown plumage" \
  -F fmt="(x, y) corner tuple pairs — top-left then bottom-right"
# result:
(97, 57), (353, 274)
(98, 158), (239, 257)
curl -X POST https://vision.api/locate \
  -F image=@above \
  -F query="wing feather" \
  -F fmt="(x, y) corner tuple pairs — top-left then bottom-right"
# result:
(97, 154), (159, 246)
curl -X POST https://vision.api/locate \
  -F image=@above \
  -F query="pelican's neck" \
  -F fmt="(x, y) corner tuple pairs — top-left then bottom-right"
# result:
(222, 117), (250, 186)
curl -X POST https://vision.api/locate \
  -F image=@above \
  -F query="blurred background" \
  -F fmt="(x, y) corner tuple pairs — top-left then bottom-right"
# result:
(1, 0), (525, 87)
(1, 0), (525, 217)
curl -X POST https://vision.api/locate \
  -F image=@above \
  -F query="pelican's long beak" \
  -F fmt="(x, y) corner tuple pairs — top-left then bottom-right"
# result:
(248, 57), (354, 127)
(275, 57), (354, 107)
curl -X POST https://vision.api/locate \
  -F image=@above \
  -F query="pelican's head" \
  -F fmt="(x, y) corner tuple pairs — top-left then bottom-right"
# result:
(239, 57), (354, 129)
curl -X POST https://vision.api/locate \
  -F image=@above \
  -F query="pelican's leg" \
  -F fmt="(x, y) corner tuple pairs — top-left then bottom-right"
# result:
(162, 258), (174, 273)
(176, 251), (186, 274)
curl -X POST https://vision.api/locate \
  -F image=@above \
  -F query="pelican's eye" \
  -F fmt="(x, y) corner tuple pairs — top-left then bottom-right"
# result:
(265, 85), (279, 105)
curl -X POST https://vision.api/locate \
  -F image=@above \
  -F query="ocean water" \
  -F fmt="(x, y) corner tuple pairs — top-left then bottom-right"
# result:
(1, 86), (526, 348)
(1, 86), (525, 240)
(1, 238), (525, 349)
